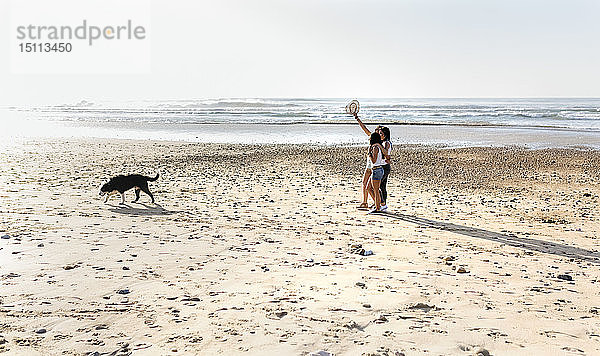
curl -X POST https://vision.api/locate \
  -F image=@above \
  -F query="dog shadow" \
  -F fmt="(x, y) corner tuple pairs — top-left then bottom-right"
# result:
(106, 202), (179, 216)
(381, 212), (600, 265)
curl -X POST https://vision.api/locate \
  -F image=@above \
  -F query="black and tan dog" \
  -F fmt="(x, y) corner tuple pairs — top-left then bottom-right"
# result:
(100, 173), (159, 204)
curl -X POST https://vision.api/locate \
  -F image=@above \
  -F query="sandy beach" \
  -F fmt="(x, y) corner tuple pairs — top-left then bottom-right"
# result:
(1, 138), (599, 355)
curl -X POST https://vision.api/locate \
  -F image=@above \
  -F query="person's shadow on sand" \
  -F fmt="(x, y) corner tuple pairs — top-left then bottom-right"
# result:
(381, 212), (600, 265)
(107, 202), (180, 216)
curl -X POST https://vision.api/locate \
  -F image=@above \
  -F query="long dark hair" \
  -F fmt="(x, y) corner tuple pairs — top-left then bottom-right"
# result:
(369, 132), (382, 146)
(380, 126), (391, 141)
(369, 132), (382, 155)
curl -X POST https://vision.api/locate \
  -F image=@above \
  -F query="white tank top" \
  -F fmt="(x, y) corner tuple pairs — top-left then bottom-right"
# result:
(384, 141), (392, 155)
(371, 145), (386, 167)
(383, 140), (391, 164)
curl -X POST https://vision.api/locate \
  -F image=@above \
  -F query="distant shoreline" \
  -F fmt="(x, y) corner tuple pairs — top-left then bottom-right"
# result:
(2, 97), (599, 148)
(2, 120), (599, 149)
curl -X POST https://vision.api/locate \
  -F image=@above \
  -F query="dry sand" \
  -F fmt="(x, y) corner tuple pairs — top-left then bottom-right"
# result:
(1, 138), (599, 355)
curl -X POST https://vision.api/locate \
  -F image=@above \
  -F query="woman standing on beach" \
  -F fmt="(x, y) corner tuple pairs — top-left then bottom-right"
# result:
(354, 114), (392, 211)
(378, 126), (392, 211)
(367, 132), (386, 213)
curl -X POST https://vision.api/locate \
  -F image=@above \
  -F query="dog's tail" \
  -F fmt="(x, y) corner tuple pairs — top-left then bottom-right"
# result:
(147, 172), (159, 182)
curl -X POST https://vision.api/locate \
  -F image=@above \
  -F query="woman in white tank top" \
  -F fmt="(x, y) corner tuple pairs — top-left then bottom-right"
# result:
(354, 115), (389, 211)
(378, 126), (392, 211)
(367, 132), (386, 212)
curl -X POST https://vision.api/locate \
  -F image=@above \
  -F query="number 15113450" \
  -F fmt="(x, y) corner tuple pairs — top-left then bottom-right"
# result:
(18, 42), (72, 53)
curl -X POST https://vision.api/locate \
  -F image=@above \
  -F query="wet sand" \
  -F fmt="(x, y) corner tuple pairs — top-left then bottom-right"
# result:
(1, 138), (599, 355)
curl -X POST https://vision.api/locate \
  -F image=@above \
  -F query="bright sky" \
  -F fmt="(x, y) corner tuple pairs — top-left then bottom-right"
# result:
(1, 0), (599, 105)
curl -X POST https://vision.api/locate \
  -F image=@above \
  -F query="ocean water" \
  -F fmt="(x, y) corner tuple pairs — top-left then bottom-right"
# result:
(2, 98), (600, 148)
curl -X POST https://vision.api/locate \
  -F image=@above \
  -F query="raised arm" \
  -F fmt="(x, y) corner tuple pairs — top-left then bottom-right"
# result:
(354, 114), (371, 136)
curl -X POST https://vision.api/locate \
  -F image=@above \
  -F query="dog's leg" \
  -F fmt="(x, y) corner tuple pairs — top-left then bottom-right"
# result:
(140, 185), (155, 204)
(104, 194), (109, 203)
(120, 192), (125, 205)
(132, 187), (141, 203)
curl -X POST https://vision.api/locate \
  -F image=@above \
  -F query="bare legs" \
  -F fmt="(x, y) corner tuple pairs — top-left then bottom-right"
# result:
(361, 168), (383, 211)
(371, 178), (382, 211)
(361, 168), (382, 211)
(367, 179), (376, 204)
(359, 168), (372, 208)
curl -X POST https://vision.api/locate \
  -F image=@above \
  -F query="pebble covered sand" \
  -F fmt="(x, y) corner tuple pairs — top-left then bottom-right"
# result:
(1, 138), (599, 355)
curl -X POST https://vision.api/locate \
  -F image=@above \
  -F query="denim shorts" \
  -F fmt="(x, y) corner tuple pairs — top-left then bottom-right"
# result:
(371, 166), (384, 180)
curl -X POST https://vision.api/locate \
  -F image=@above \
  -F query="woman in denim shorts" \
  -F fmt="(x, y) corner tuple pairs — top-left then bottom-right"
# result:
(354, 113), (390, 210)
(367, 132), (386, 213)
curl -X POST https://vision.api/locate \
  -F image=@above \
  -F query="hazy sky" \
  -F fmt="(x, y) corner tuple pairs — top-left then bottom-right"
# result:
(1, 0), (599, 105)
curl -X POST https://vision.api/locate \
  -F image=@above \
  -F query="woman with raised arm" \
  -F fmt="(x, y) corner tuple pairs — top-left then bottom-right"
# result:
(354, 113), (392, 211)
(366, 132), (386, 213)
